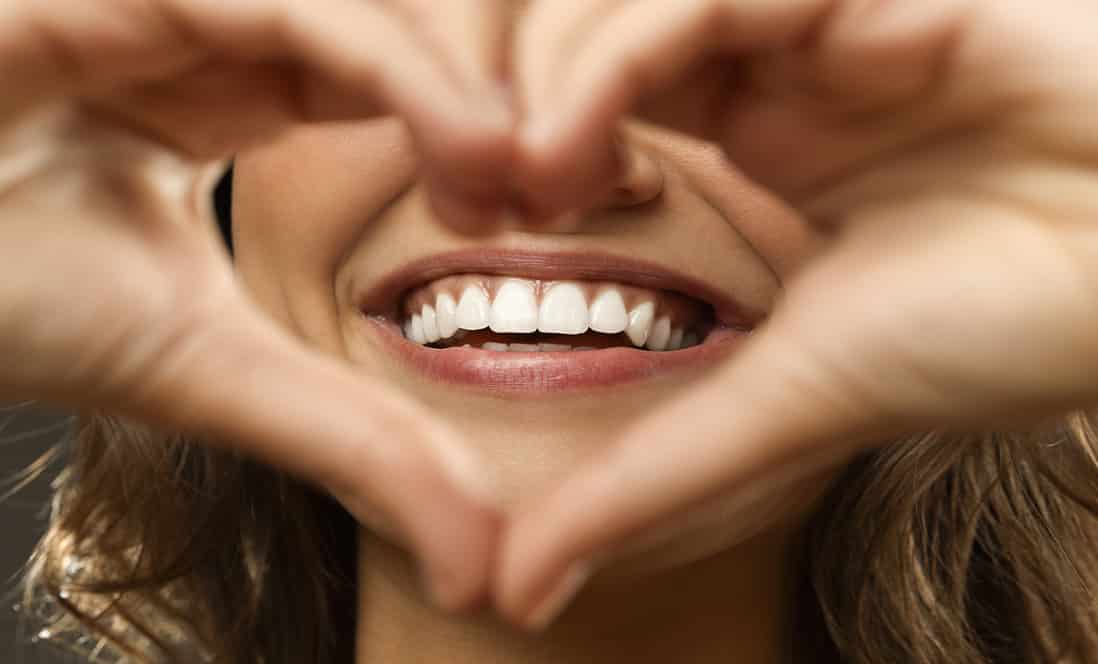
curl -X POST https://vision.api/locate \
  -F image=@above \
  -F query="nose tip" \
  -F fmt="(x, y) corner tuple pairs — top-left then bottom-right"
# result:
(601, 144), (664, 209)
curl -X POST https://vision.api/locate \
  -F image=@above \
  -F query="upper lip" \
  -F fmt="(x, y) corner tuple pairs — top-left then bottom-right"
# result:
(355, 248), (759, 328)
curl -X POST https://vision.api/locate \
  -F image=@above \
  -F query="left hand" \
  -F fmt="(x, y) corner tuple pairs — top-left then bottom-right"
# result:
(495, 0), (1098, 628)
(0, 0), (514, 611)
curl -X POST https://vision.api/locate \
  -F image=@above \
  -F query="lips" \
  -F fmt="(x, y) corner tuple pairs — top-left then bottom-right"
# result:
(354, 250), (755, 392)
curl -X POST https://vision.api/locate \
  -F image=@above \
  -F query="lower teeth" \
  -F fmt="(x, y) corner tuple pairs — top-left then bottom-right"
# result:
(479, 342), (598, 352)
(403, 329), (704, 352)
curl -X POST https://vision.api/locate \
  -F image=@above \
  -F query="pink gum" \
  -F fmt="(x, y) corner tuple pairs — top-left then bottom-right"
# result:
(401, 275), (709, 330)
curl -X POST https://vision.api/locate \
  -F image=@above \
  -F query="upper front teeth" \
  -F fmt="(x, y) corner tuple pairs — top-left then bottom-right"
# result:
(538, 283), (589, 335)
(402, 278), (703, 350)
(490, 279), (539, 333)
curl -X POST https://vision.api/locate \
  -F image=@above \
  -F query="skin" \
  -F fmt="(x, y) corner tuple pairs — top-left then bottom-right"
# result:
(2, 0), (1098, 655)
(234, 119), (824, 662)
(499, 0), (1098, 627)
(0, 0), (511, 610)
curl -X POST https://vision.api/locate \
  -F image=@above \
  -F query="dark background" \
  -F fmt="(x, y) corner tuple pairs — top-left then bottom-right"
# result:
(1, 405), (81, 664)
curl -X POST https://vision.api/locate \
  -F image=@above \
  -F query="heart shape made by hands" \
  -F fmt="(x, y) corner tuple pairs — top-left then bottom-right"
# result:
(4, 0), (1098, 634)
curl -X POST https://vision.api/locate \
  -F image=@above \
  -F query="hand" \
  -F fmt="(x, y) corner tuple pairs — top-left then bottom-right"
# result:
(497, 0), (1098, 628)
(0, 0), (515, 610)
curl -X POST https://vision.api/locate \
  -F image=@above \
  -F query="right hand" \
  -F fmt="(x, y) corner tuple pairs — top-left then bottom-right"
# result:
(495, 0), (1098, 628)
(0, 0), (512, 610)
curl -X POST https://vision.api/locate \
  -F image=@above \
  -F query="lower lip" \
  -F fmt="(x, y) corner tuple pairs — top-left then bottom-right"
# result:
(364, 317), (748, 394)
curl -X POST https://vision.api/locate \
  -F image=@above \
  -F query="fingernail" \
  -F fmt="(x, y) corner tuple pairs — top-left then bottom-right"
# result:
(523, 560), (593, 631)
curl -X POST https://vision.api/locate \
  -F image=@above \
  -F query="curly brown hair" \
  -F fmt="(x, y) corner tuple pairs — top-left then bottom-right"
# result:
(21, 409), (1098, 663)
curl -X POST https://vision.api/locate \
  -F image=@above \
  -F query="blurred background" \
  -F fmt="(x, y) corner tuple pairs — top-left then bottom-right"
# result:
(0, 178), (233, 664)
(1, 404), (81, 663)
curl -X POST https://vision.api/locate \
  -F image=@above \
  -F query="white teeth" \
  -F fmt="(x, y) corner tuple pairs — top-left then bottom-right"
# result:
(421, 304), (440, 343)
(404, 282), (703, 351)
(626, 302), (655, 347)
(668, 328), (684, 351)
(436, 293), (458, 338)
(589, 290), (628, 334)
(647, 316), (671, 351)
(490, 279), (538, 333)
(539, 283), (589, 335)
(410, 314), (426, 345)
(456, 286), (490, 331)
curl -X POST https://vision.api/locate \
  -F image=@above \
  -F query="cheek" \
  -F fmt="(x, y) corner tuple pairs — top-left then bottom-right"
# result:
(228, 119), (417, 336)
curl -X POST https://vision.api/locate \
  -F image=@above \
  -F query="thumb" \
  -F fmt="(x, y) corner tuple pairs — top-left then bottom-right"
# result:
(122, 295), (502, 611)
(496, 309), (881, 627)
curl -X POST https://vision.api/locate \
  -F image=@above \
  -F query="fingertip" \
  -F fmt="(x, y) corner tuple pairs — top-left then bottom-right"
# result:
(420, 497), (505, 612)
(521, 560), (593, 631)
(514, 124), (625, 221)
(494, 524), (593, 632)
(426, 83), (516, 169)
(413, 90), (517, 236)
(403, 421), (504, 611)
(492, 551), (537, 626)
(491, 497), (563, 626)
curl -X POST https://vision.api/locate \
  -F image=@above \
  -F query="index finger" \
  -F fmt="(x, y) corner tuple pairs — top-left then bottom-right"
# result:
(2, 0), (513, 211)
(515, 0), (966, 215)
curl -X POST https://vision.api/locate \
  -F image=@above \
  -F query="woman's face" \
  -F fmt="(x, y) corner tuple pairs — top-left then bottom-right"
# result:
(232, 119), (829, 575)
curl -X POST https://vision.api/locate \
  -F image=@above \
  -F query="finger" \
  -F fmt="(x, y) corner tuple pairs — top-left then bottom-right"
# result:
(85, 62), (311, 159)
(495, 317), (881, 629)
(375, 0), (516, 233)
(516, 0), (833, 214)
(515, 0), (620, 114)
(511, 0), (626, 218)
(382, 0), (512, 86)
(5, 0), (514, 224)
(172, 0), (518, 209)
(515, 0), (844, 215)
(5, 0), (456, 125)
(126, 294), (503, 611)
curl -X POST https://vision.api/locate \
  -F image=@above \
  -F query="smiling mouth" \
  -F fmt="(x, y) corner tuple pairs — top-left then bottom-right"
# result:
(356, 250), (754, 392)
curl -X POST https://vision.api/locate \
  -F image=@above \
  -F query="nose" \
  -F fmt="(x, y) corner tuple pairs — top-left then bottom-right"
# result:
(597, 143), (664, 209)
